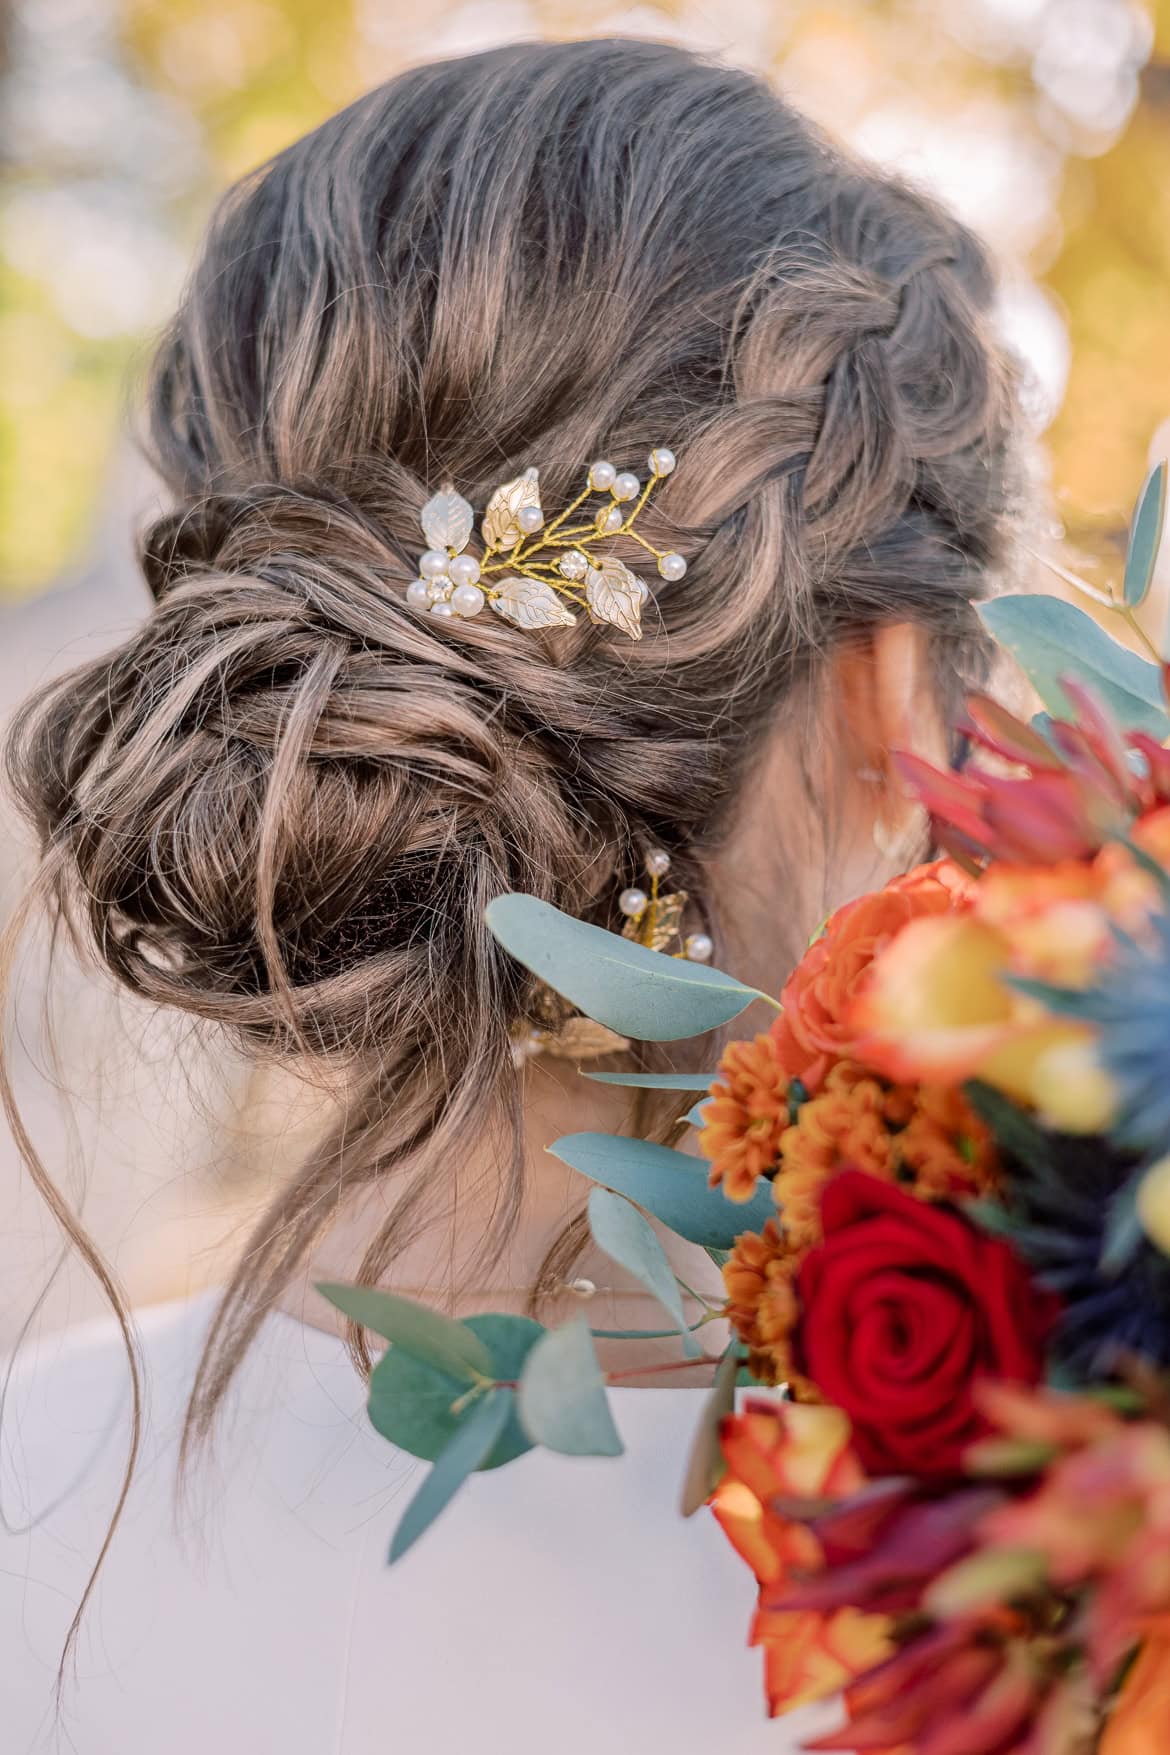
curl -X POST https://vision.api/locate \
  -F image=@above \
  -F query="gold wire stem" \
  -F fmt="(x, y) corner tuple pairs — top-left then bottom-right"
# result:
(539, 483), (595, 544)
(624, 528), (668, 561)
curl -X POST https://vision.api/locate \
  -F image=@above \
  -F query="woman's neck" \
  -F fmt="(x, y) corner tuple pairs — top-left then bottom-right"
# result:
(276, 1052), (730, 1377)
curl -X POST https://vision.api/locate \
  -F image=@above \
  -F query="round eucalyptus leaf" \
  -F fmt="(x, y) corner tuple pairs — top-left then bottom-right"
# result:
(368, 1312), (545, 1468)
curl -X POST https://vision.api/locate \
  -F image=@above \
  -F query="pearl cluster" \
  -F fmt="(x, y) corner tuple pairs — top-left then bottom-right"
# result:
(618, 847), (713, 962)
(407, 547), (487, 621)
(405, 443), (688, 634)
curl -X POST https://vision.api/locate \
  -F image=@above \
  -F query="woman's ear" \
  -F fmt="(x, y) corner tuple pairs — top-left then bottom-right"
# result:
(834, 621), (949, 778)
(832, 622), (947, 872)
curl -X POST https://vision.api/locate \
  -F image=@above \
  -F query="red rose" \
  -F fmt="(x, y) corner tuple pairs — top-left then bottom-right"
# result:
(793, 1172), (1058, 1479)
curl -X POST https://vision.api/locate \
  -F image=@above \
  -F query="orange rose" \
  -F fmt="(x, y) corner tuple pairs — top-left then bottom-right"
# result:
(772, 861), (970, 1094)
(1101, 1620), (1170, 1754)
(712, 1400), (891, 1716)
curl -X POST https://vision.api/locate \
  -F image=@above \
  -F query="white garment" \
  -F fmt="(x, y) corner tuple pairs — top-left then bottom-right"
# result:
(1, 1294), (831, 1754)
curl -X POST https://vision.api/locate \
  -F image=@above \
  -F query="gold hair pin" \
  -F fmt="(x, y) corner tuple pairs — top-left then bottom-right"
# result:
(405, 449), (685, 640)
(513, 846), (713, 1065)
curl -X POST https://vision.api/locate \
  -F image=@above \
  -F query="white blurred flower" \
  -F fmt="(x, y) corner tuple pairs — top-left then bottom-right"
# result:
(1, 188), (187, 338)
(1032, 0), (1151, 146)
(850, 98), (1062, 261)
(994, 278), (1070, 430)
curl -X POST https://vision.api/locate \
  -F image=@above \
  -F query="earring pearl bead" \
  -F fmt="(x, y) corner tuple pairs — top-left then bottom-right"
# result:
(618, 886), (648, 918)
(451, 583), (486, 617)
(684, 932), (714, 962)
(597, 504), (624, 534)
(644, 848), (671, 877)
(648, 447), (676, 477)
(419, 548), (450, 579)
(517, 505), (543, 534)
(406, 579), (431, 608)
(447, 553), (481, 587)
(658, 552), (687, 582)
(589, 460), (616, 492)
(429, 600), (455, 618)
(612, 471), (640, 502)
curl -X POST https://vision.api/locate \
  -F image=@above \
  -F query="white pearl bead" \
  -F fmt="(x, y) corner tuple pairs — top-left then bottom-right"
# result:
(634, 577), (650, 600)
(612, 471), (640, 502)
(589, 460), (616, 492)
(645, 848), (671, 878)
(559, 550), (588, 579)
(419, 548), (450, 579)
(406, 579), (431, 608)
(429, 600), (455, 618)
(517, 505), (543, 534)
(658, 552), (687, 582)
(567, 1277), (597, 1299)
(447, 552), (481, 587)
(684, 931), (714, 963)
(597, 504), (623, 534)
(648, 447), (676, 477)
(618, 886), (648, 918)
(451, 583), (485, 618)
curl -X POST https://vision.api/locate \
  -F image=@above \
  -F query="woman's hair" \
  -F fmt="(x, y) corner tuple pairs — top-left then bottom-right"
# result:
(5, 39), (1019, 1487)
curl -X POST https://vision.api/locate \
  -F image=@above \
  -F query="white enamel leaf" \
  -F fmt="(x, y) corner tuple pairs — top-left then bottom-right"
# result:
(421, 488), (474, 554)
(489, 577), (577, 631)
(584, 555), (645, 640)
(482, 471), (542, 551)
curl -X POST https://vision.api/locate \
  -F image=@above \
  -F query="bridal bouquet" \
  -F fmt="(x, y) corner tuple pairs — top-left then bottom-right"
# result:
(322, 463), (1170, 1752)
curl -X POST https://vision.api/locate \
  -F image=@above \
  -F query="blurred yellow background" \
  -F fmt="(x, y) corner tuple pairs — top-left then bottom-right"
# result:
(0, 0), (1167, 1342)
(3, 0), (1169, 600)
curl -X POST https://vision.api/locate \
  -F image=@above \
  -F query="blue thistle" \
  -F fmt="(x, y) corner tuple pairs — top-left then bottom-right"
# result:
(1084, 908), (1170, 1152)
(966, 1083), (1170, 1379)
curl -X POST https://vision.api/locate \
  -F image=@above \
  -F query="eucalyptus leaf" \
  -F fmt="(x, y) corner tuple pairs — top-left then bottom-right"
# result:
(367, 1312), (543, 1467)
(587, 1187), (698, 1355)
(979, 595), (1170, 738)
(551, 1132), (775, 1250)
(389, 1389), (513, 1563)
(486, 894), (762, 1041)
(1124, 460), (1168, 611)
(518, 1317), (624, 1457)
(590, 1322), (710, 1340)
(679, 1346), (740, 1516)
(316, 1282), (492, 1382)
(584, 1071), (717, 1091)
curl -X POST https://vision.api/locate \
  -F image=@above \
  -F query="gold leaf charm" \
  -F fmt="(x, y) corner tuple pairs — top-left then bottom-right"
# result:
(482, 469), (541, 551)
(585, 555), (645, 641)
(540, 1016), (631, 1060)
(421, 487), (474, 554)
(622, 890), (688, 953)
(490, 576), (577, 630)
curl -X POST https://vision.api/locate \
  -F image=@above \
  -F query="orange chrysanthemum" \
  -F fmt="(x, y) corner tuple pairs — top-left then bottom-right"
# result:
(775, 1061), (998, 1252)
(700, 1032), (790, 1201)
(722, 1217), (815, 1392)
